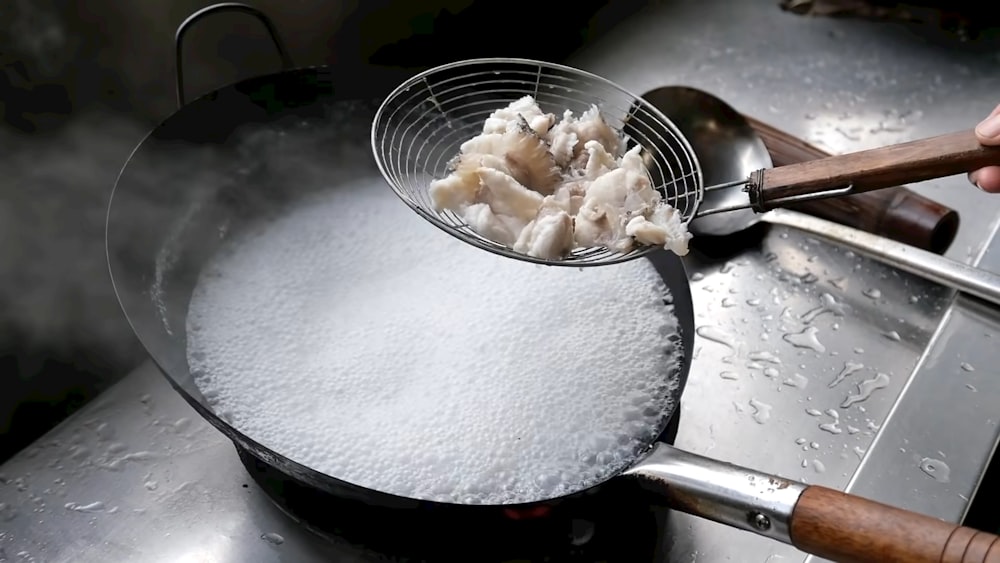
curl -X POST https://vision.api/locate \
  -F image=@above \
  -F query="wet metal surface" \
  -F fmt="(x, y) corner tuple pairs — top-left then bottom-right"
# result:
(2, 0), (1000, 561)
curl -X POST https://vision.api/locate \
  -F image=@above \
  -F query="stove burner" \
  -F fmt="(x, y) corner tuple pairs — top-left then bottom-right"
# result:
(234, 412), (682, 562)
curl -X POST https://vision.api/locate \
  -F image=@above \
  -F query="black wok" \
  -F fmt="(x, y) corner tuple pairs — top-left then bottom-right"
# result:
(105, 4), (1000, 563)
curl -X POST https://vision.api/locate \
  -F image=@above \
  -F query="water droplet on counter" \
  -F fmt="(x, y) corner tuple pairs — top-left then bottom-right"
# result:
(690, 272), (705, 282)
(805, 408), (822, 416)
(94, 422), (114, 441)
(720, 261), (737, 274)
(801, 459), (808, 468)
(854, 347), (865, 355)
(173, 418), (192, 433)
(819, 409), (843, 434)
(144, 481), (158, 491)
(719, 371), (738, 380)
(853, 446), (866, 460)
(696, 326), (736, 350)
(847, 425), (859, 434)
(749, 399), (773, 424)
(829, 277), (848, 290)
(960, 362), (975, 372)
(748, 351), (781, 364)
(862, 288), (881, 299)
(746, 298), (762, 306)
(99, 451), (159, 472)
(261, 532), (285, 545)
(908, 295), (919, 304)
(841, 373), (890, 408)
(783, 326), (826, 353)
(783, 373), (808, 389)
(882, 330), (901, 342)
(763, 367), (780, 378)
(0, 502), (17, 522)
(64, 501), (105, 513)
(966, 384), (978, 392)
(721, 297), (737, 308)
(68, 445), (90, 461)
(812, 459), (826, 473)
(795, 438), (807, 445)
(829, 361), (864, 388)
(801, 293), (845, 323)
(801, 272), (819, 284)
(810, 442), (820, 450)
(918, 458), (951, 483)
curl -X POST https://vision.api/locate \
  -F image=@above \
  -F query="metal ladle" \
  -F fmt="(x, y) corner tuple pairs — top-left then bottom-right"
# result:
(645, 85), (1000, 308)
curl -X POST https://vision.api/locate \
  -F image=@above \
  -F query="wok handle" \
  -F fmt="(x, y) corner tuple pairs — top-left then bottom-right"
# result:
(174, 2), (295, 108)
(745, 115), (960, 255)
(624, 443), (1000, 563)
(790, 485), (1000, 563)
(751, 129), (1000, 209)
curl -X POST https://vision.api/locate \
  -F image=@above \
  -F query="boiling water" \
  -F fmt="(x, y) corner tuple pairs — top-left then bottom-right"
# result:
(185, 184), (683, 505)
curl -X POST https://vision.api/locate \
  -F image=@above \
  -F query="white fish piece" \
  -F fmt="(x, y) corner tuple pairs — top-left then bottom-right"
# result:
(427, 95), (692, 260)
(620, 144), (646, 173)
(546, 183), (586, 216)
(482, 95), (555, 136)
(477, 168), (545, 222)
(513, 201), (575, 259)
(575, 200), (630, 252)
(582, 140), (618, 180)
(574, 106), (623, 158)
(462, 203), (521, 247)
(499, 117), (561, 194)
(546, 109), (580, 167)
(625, 205), (692, 256)
(428, 167), (481, 211)
(458, 120), (561, 194)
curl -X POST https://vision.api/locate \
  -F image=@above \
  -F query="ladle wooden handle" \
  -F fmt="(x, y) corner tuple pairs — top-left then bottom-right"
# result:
(744, 116), (961, 254)
(757, 129), (1000, 206)
(791, 486), (1000, 563)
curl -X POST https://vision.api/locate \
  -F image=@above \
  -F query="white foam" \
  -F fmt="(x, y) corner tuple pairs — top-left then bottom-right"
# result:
(186, 183), (683, 505)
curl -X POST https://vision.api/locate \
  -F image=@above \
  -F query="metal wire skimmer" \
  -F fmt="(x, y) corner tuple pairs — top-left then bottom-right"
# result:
(371, 58), (1000, 267)
(370, 58), (704, 267)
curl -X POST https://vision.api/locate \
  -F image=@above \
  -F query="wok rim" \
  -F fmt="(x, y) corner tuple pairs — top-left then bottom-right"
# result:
(104, 63), (696, 510)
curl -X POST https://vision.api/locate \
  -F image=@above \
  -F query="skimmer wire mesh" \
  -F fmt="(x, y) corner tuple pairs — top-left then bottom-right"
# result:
(371, 58), (703, 266)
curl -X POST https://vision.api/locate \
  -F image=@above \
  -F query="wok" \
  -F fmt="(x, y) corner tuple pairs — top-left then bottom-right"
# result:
(105, 4), (1000, 562)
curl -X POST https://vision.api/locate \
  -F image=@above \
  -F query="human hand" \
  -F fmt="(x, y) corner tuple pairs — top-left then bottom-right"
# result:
(971, 103), (1000, 193)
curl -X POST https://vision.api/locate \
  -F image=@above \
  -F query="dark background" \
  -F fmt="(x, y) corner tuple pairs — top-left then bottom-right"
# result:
(0, 0), (996, 462)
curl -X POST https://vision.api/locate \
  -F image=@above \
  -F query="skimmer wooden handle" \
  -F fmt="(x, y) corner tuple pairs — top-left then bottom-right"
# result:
(758, 129), (1000, 205)
(745, 115), (960, 254)
(790, 486), (1000, 563)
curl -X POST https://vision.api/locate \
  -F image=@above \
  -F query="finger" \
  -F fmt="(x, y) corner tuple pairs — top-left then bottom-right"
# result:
(970, 166), (1000, 193)
(975, 103), (1000, 146)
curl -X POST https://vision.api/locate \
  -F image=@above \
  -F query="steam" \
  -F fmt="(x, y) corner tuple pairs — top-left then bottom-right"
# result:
(0, 110), (151, 373)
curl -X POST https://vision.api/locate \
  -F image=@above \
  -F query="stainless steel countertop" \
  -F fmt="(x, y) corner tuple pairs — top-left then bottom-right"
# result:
(3, 0), (1000, 561)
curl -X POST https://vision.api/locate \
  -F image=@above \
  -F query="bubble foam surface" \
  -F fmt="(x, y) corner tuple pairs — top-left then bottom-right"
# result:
(186, 183), (683, 505)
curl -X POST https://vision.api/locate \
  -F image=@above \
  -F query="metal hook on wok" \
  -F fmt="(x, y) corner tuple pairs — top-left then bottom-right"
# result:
(174, 2), (295, 108)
